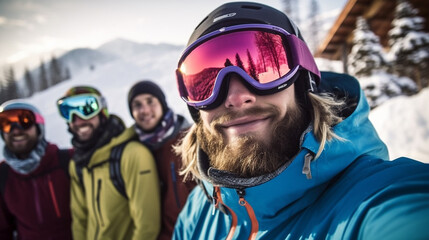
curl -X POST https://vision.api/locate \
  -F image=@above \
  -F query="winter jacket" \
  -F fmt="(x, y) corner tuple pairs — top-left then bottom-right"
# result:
(173, 72), (429, 239)
(69, 123), (161, 240)
(148, 115), (196, 240)
(0, 143), (72, 240)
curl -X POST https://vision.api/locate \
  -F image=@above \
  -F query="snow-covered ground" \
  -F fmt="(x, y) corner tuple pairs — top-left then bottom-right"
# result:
(369, 88), (429, 162)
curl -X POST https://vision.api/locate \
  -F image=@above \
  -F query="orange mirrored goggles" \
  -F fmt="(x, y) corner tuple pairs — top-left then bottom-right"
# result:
(0, 109), (40, 133)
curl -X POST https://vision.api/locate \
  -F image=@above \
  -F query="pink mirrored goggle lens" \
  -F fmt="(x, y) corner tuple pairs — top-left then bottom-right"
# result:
(178, 30), (291, 102)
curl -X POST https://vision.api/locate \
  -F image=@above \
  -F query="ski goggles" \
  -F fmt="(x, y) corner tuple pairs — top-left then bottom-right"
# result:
(176, 24), (320, 109)
(0, 109), (41, 133)
(57, 94), (104, 123)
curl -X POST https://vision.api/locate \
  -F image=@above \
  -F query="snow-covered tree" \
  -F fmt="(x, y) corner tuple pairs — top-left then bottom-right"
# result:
(307, 0), (321, 53)
(3, 66), (19, 102)
(24, 67), (35, 97)
(49, 56), (63, 86)
(387, 0), (429, 89)
(348, 16), (417, 109)
(39, 60), (49, 91)
(359, 73), (417, 109)
(0, 76), (6, 104)
(348, 17), (387, 77)
(283, 0), (300, 25)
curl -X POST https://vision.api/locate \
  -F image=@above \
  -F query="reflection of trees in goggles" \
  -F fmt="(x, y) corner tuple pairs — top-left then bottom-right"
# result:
(0, 109), (36, 133)
(177, 24), (320, 109)
(57, 94), (102, 122)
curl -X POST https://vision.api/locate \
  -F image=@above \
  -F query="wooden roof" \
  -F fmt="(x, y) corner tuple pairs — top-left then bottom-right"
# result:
(314, 0), (429, 60)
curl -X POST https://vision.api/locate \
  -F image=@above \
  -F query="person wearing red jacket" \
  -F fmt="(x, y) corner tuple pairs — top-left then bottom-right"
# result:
(127, 80), (196, 240)
(0, 100), (72, 240)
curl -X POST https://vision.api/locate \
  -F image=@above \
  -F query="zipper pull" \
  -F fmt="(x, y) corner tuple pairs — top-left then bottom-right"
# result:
(302, 153), (314, 179)
(212, 187), (219, 215)
(236, 189), (246, 206)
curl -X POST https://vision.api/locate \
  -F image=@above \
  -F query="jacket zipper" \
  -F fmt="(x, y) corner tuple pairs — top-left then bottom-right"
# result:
(237, 189), (259, 240)
(170, 161), (181, 208)
(91, 172), (100, 240)
(213, 186), (238, 240)
(302, 153), (314, 179)
(48, 174), (61, 218)
(96, 179), (105, 227)
(32, 179), (43, 224)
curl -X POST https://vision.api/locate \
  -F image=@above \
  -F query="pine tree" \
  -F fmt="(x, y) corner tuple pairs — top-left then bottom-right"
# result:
(282, 0), (300, 25)
(387, 0), (429, 89)
(0, 76), (5, 104)
(24, 67), (35, 97)
(348, 17), (387, 77)
(49, 56), (63, 86)
(246, 49), (258, 81)
(39, 60), (49, 91)
(348, 17), (417, 109)
(235, 53), (245, 70)
(307, 0), (321, 53)
(3, 66), (19, 101)
(64, 67), (71, 80)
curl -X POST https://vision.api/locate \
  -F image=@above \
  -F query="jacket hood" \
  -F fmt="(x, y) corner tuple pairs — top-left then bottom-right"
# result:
(196, 71), (389, 228)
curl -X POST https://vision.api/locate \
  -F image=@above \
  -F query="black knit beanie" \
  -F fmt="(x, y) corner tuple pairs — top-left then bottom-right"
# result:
(127, 80), (169, 117)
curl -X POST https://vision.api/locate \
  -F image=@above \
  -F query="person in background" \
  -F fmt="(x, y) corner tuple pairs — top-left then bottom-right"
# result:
(173, 2), (429, 239)
(57, 86), (160, 240)
(127, 80), (196, 240)
(0, 100), (72, 240)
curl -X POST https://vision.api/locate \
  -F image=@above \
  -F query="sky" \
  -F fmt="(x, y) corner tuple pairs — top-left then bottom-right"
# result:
(0, 0), (347, 68)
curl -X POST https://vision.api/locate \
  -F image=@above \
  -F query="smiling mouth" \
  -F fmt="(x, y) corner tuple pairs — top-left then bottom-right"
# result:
(219, 116), (272, 137)
(221, 116), (271, 128)
(11, 135), (27, 142)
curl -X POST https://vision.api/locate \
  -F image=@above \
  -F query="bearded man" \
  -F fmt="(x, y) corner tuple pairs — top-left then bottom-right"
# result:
(172, 2), (429, 239)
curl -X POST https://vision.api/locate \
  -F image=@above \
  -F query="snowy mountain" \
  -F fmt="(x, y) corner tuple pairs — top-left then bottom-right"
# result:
(60, 48), (117, 73)
(1, 38), (428, 163)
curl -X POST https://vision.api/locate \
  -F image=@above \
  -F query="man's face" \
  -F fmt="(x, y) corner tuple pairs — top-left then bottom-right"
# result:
(69, 114), (101, 142)
(3, 124), (39, 159)
(197, 75), (306, 177)
(131, 94), (163, 131)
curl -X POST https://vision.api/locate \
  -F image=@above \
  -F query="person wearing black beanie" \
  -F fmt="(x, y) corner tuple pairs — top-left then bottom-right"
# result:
(126, 80), (196, 240)
(128, 80), (169, 121)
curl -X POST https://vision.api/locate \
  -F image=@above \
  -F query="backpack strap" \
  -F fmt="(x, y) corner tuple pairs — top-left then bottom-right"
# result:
(109, 141), (132, 199)
(57, 149), (72, 176)
(0, 163), (9, 198)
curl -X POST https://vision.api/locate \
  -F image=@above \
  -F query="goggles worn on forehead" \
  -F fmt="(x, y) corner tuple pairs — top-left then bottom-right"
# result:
(57, 94), (104, 123)
(176, 24), (320, 109)
(0, 109), (40, 133)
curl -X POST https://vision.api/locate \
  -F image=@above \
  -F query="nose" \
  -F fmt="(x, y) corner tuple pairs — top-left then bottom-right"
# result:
(72, 114), (86, 124)
(140, 105), (151, 114)
(224, 75), (256, 109)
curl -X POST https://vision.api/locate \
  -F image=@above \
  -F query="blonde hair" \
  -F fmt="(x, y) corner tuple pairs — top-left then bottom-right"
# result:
(175, 92), (346, 180)
(308, 92), (345, 159)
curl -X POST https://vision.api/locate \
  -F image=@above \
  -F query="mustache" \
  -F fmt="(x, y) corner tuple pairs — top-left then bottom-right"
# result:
(210, 105), (281, 130)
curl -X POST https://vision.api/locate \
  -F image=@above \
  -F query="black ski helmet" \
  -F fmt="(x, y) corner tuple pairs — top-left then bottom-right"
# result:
(187, 2), (305, 46)
(185, 2), (319, 122)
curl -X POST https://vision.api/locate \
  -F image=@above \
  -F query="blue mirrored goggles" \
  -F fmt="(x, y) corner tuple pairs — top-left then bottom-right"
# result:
(57, 94), (104, 123)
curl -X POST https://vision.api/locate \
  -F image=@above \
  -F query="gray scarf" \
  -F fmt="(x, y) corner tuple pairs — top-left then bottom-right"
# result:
(3, 138), (48, 174)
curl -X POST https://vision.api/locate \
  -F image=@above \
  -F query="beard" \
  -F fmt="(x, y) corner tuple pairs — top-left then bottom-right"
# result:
(196, 103), (308, 178)
(5, 133), (38, 157)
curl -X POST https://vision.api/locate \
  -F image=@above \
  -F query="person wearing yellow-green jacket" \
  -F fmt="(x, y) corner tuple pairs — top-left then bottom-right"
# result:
(56, 86), (160, 240)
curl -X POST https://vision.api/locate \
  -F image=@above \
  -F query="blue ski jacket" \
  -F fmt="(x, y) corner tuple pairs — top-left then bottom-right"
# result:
(173, 72), (429, 240)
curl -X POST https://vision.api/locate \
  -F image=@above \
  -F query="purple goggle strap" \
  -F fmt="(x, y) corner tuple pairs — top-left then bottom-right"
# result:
(287, 34), (320, 81)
